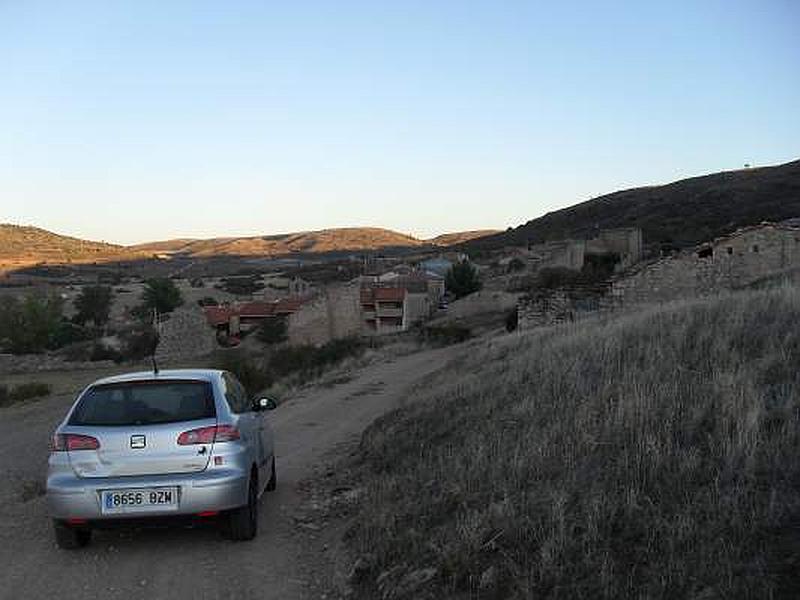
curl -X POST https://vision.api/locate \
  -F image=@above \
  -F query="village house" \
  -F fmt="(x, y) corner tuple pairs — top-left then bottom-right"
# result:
(204, 298), (305, 337)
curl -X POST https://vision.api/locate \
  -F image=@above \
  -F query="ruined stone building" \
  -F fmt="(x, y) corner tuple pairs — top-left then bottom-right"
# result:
(524, 227), (643, 272)
(611, 222), (800, 306)
(518, 222), (800, 330)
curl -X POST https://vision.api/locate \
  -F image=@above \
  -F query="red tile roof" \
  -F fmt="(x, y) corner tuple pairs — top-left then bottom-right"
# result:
(204, 298), (307, 326)
(374, 287), (405, 302)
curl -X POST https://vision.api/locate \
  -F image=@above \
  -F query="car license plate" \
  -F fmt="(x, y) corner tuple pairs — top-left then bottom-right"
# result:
(101, 487), (178, 514)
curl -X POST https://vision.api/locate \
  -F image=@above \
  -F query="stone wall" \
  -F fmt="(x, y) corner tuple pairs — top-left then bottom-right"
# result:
(154, 307), (217, 364)
(288, 283), (362, 346)
(518, 289), (607, 330)
(611, 225), (800, 306)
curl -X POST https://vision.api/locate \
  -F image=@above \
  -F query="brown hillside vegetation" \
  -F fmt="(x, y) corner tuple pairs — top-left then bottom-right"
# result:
(346, 285), (800, 598)
(0, 224), (131, 271)
(465, 158), (800, 252)
(130, 227), (426, 257)
(0, 225), (496, 272)
(425, 230), (499, 246)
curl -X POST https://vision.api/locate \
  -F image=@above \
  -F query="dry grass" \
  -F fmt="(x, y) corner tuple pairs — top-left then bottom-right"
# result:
(347, 285), (800, 599)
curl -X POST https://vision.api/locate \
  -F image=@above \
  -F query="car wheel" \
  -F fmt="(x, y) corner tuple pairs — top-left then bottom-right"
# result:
(53, 520), (92, 549)
(266, 457), (277, 492)
(224, 474), (258, 541)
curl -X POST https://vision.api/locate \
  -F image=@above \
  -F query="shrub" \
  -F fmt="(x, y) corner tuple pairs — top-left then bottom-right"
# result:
(73, 285), (113, 327)
(214, 350), (271, 397)
(268, 336), (366, 380)
(346, 286), (800, 599)
(445, 261), (482, 299)
(90, 343), (122, 362)
(219, 275), (265, 296)
(418, 324), (472, 346)
(50, 321), (92, 348)
(0, 293), (64, 354)
(10, 382), (51, 402)
(0, 382), (52, 406)
(257, 317), (288, 345)
(118, 325), (159, 361)
(141, 278), (184, 314)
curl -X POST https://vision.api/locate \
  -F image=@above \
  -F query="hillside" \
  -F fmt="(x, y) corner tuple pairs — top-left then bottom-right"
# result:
(0, 225), (494, 272)
(465, 159), (800, 252)
(130, 228), (425, 257)
(128, 227), (497, 257)
(344, 285), (800, 599)
(0, 224), (130, 271)
(425, 229), (498, 246)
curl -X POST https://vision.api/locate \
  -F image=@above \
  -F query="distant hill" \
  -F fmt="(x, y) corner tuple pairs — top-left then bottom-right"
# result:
(425, 230), (499, 246)
(130, 228), (426, 257)
(0, 225), (494, 272)
(464, 159), (800, 252)
(0, 224), (131, 271)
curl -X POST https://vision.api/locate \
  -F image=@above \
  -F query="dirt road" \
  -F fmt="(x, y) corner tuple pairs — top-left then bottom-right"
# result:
(0, 345), (457, 600)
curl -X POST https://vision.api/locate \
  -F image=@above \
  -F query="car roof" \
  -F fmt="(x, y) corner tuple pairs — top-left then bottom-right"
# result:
(90, 369), (224, 387)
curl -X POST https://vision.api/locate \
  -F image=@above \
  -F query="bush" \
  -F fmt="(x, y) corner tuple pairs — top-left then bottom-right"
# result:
(445, 261), (482, 299)
(268, 337), (366, 380)
(418, 324), (472, 346)
(257, 317), (288, 345)
(50, 321), (92, 348)
(141, 278), (184, 314)
(0, 293), (64, 354)
(118, 325), (159, 361)
(219, 275), (265, 296)
(214, 350), (271, 397)
(73, 285), (113, 327)
(90, 343), (122, 362)
(347, 286), (800, 599)
(0, 382), (52, 406)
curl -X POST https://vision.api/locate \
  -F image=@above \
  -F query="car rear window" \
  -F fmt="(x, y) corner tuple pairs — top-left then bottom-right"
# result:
(69, 380), (216, 426)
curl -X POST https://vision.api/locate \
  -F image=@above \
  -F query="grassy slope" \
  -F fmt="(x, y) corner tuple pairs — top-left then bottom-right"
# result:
(347, 286), (800, 598)
(0, 224), (125, 261)
(464, 159), (800, 252)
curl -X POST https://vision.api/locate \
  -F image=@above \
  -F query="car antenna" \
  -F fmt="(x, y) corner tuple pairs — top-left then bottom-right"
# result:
(152, 355), (159, 375)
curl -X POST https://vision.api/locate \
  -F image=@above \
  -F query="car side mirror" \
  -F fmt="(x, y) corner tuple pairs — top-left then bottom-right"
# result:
(256, 397), (278, 411)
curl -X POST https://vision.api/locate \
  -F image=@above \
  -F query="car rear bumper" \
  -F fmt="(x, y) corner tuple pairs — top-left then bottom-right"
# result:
(47, 468), (249, 520)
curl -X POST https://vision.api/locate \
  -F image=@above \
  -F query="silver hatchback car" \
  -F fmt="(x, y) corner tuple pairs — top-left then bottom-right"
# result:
(47, 369), (276, 548)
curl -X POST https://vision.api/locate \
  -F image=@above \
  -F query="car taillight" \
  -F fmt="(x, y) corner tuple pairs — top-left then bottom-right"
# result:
(53, 433), (100, 451)
(177, 425), (240, 445)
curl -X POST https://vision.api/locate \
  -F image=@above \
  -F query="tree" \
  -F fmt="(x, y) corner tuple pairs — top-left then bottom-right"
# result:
(0, 293), (64, 354)
(142, 278), (184, 314)
(74, 285), (113, 327)
(445, 261), (482, 299)
(257, 317), (288, 345)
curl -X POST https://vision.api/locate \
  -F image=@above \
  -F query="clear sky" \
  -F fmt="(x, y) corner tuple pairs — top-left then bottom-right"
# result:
(1, 1), (798, 245)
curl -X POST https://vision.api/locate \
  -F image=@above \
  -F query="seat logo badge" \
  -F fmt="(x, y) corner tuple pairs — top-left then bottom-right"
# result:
(131, 435), (146, 449)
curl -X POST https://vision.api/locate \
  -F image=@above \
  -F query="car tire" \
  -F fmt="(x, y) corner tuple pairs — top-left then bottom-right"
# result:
(266, 457), (277, 492)
(224, 474), (258, 541)
(53, 520), (92, 549)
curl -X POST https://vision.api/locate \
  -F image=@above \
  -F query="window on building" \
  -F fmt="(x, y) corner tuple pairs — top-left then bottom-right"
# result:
(752, 245), (759, 253)
(727, 247), (733, 255)
(697, 247), (713, 259)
